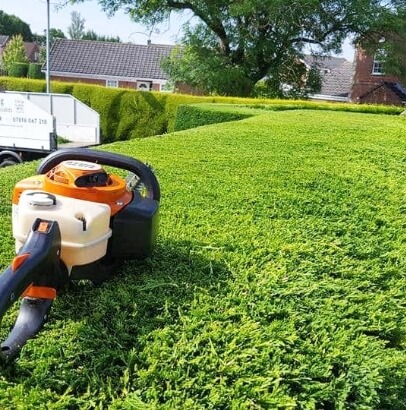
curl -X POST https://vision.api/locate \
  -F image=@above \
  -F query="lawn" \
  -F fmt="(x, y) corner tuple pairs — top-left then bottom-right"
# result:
(0, 109), (405, 408)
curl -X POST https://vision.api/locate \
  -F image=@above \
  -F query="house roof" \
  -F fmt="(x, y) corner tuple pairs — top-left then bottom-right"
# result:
(387, 82), (406, 102)
(0, 35), (9, 47)
(304, 55), (354, 99)
(360, 82), (406, 103)
(304, 55), (349, 72)
(47, 39), (173, 81)
(320, 60), (354, 97)
(24, 42), (39, 61)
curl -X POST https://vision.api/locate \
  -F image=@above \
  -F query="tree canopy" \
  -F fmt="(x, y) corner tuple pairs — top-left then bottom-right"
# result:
(1, 34), (29, 73)
(82, 30), (121, 42)
(69, 0), (406, 96)
(68, 11), (86, 39)
(0, 11), (33, 41)
(66, 10), (121, 42)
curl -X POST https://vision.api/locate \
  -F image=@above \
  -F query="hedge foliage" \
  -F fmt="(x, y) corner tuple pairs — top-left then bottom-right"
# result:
(173, 104), (258, 131)
(0, 110), (405, 408)
(8, 63), (28, 78)
(27, 64), (45, 80)
(0, 76), (404, 143)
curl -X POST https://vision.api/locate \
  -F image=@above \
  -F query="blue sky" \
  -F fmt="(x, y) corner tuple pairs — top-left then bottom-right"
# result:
(1, 0), (355, 60)
(1, 0), (187, 44)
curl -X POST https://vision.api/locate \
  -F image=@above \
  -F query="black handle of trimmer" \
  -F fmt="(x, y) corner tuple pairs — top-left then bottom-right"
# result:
(36, 148), (161, 202)
(0, 219), (66, 360)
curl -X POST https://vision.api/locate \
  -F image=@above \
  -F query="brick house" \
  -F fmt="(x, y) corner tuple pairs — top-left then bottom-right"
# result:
(350, 47), (406, 105)
(46, 38), (173, 91)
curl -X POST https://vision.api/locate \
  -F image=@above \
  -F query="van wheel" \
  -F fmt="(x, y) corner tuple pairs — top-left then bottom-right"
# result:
(0, 159), (18, 167)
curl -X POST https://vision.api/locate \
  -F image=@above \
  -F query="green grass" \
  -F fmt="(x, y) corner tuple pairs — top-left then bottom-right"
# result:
(0, 109), (405, 408)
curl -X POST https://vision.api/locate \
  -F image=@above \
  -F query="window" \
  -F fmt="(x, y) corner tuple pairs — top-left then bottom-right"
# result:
(372, 58), (383, 75)
(106, 79), (119, 87)
(137, 81), (152, 91)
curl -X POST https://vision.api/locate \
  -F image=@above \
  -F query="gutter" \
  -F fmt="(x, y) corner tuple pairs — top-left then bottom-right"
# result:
(41, 71), (168, 85)
(310, 94), (350, 102)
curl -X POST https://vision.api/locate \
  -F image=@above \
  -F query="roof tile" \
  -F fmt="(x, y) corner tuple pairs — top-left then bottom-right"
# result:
(48, 39), (173, 80)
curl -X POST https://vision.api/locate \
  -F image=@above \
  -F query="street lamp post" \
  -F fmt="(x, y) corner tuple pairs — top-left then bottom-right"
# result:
(46, 0), (51, 93)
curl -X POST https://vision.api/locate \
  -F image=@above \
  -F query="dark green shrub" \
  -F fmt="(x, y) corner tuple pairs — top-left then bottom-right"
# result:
(173, 104), (254, 131)
(8, 62), (28, 78)
(27, 63), (45, 79)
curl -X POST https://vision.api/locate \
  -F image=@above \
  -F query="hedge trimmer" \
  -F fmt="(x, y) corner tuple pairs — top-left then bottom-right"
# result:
(0, 149), (160, 360)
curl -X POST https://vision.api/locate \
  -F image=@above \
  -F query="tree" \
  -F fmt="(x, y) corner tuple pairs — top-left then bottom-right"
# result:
(1, 34), (29, 73)
(82, 30), (121, 42)
(32, 28), (66, 45)
(32, 28), (67, 65)
(0, 11), (32, 41)
(69, 0), (406, 96)
(66, 11), (120, 42)
(362, 22), (406, 83)
(68, 11), (85, 39)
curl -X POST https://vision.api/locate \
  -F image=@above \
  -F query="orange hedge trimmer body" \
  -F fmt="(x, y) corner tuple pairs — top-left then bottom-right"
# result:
(0, 149), (160, 360)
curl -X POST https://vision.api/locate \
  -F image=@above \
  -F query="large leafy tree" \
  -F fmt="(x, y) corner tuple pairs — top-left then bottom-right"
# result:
(0, 11), (33, 41)
(67, 0), (406, 96)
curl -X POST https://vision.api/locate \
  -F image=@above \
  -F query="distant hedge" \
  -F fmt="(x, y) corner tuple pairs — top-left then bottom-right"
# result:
(27, 64), (45, 80)
(8, 63), (29, 78)
(0, 77), (403, 143)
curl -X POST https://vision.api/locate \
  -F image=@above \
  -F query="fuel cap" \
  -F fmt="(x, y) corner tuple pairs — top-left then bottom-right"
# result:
(26, 192), (57, 207)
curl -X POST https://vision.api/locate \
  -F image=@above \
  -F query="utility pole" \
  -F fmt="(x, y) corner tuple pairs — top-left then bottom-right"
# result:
(46, 0), (51, 94)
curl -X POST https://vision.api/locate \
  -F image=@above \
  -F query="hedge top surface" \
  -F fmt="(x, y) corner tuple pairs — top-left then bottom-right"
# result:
(0, 109), (404, 408)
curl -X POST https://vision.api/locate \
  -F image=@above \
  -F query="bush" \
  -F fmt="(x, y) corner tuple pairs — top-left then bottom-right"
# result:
(8, 62), (28, 78)
(173, 104), (255, 131)
(27, 64), (45, 80)
(0, 77), (46, 92)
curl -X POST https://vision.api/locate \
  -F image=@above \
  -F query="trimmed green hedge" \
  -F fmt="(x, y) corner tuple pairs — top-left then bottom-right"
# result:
(0, 110), (405, 407)
(27, 64), (45, 80)
(173, 104), (257, 131)
(0, 77), (403, 143)
(8, 63), (29, 78)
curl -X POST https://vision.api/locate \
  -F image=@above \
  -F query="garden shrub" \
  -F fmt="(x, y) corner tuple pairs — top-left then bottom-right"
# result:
(27, 64), (45, 80)
(8, 63), (29, 78)
(173, 104), (255, 131)
(0, 77), (45, 92)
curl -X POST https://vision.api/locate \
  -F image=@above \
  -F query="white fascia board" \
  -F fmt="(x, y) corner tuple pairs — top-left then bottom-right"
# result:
(310, 94), (349, 102)
(47, 71), (167, 84)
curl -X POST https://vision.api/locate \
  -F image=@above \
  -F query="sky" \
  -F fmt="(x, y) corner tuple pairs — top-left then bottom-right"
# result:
(1, 0), (188, 45)
(1, 0), (355, 60)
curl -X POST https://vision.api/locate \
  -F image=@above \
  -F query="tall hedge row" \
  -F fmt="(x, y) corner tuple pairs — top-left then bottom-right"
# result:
(0, 77), (403, 143)
(0, 77), (223, 142)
